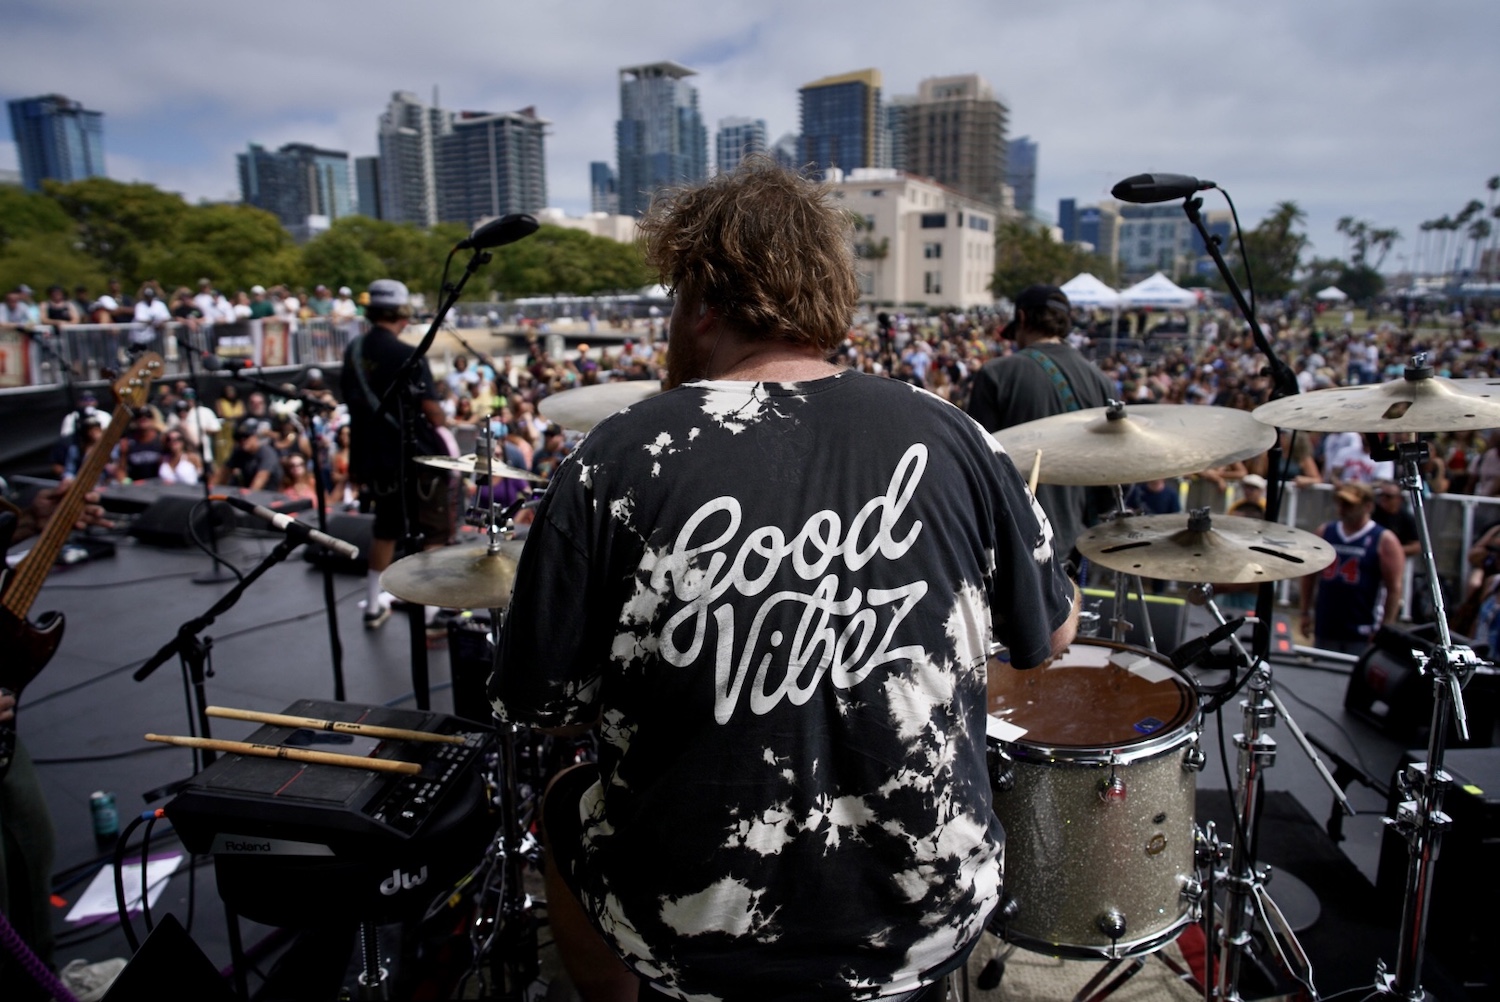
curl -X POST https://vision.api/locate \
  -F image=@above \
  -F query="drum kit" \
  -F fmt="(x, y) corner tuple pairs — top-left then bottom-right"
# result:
(364, 361), (1491, 1000)
(987, 356), (1494, 1001)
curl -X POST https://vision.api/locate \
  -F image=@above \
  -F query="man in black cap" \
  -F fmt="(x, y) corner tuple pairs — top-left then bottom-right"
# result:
(340, 279), (455, 629)
(213, 418), (281, 492)
(967, 284), (1113, 563)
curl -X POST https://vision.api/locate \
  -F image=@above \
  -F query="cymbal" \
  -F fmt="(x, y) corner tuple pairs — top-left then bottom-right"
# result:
(380, 539), (526, 609)
(1252, 374), (1500, 433)
(1076, 510), (1335, 583)
(992, 403), (1275, 486)
(414, 454), (544, 481)
(539, 380), (662, 432)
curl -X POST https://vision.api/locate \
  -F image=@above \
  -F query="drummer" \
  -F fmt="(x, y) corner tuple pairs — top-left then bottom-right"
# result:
(492, 158), (1079, 1002)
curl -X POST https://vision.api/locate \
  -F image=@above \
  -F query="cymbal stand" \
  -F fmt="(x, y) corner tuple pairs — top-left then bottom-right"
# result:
(1187, 584), (1351, 1000)
(1107, 484), (1157, 651)
(460, 451), (542, 1000)
(1370, 437), (1486, 1000)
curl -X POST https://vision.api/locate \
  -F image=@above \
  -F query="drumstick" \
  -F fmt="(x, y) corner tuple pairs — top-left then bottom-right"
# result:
(145, 734), (421, 775)
(1028, 449), (1043, 495)
(205, 706), (466, 745)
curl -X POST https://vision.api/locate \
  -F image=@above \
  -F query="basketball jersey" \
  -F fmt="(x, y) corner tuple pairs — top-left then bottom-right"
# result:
(1315, 520), (1386, 641)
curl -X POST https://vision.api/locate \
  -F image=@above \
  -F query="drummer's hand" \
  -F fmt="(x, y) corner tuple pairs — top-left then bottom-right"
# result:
(0, 690), (15, 724)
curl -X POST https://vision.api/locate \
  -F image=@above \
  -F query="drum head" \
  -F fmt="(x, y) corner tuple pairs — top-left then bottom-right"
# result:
(988, 640), (1195, 749)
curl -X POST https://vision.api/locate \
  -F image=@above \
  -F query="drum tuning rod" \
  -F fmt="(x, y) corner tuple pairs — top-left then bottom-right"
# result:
(145, 733), (422, 775)
(205, 706), (467, 745)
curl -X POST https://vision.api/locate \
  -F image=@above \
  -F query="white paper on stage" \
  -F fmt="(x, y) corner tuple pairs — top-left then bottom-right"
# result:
(65, 853), (184, 925)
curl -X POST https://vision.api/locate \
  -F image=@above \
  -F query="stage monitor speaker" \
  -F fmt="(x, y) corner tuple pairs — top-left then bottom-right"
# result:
(1345, 623), (1497, 747)
(302, 512), (372, 575)
(128, 495), (233, 548)
(1377, 747), (1500, 993)
(448, 610), (495, 725)
(102, 913), (238, 1002)
(1080, 587), (1187, 652)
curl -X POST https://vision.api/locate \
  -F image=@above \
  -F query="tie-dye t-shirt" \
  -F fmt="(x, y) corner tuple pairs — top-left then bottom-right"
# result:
(494, 370), (1074, 1001)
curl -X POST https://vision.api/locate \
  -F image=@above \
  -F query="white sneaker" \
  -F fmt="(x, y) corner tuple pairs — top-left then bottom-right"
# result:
(59, 957), (127, 1002)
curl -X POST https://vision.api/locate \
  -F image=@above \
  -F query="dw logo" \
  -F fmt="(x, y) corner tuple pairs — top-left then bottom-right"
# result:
(379, 866), (428, 896)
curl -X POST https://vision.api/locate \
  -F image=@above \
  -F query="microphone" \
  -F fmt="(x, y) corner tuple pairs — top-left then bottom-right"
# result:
(211, 494), (360, 560)
(1168, 616), (1247, 671)
(201, 353), (257, 372)
(1110, 173), (1217, 204)
(456, 213), (540, 251)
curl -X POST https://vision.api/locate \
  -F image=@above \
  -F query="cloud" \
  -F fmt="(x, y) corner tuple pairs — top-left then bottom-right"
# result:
(1, 0), (1496, 265)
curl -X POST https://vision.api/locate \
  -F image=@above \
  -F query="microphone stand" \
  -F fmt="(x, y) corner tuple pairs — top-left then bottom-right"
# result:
(176, 328), (235, 584)
(374, 247), (495, 711)
(132, 534), (302, 1002)
(1178, 193), (1346, 1000)
(226, 372), (348, 701)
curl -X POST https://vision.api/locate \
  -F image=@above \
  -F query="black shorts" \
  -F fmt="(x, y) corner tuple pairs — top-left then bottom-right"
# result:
(367, 472), (456, 545)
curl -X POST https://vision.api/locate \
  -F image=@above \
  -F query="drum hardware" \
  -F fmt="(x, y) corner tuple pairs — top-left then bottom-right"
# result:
(1181, 584), (1352, 1001)
(992, 400), (1276, 487)
(415, 453), (546, 481)
(538, 378), (663, 432)
(1076, 508), (1337, 586)
(1254, 355), (1494, 999)
(1103, 485), (1160, 652)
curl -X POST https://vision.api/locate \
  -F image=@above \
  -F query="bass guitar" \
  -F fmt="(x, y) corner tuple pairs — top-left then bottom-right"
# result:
(0, 353), (161, 778)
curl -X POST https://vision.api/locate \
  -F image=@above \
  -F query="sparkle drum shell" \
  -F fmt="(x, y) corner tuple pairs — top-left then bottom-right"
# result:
(986, 639), (1202, 959)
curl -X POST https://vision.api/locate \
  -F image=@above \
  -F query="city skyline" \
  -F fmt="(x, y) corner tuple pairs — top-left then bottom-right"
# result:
(2, 1), (1497, 275)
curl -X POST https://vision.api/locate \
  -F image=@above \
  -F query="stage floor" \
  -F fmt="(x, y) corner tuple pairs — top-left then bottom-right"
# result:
(10, 523), (1491, 1000)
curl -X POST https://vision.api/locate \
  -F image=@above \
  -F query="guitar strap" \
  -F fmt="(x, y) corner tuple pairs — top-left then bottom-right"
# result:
(1020, 347), (1081, 413)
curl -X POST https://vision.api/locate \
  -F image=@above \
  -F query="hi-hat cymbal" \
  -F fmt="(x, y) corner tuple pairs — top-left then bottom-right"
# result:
(1252, 373), (1500, 433)
(992, 403), (1275, 487)
(539, 380), (662, 432)
(414, 454), (544, 481)
(380, 539), (526, 609)
(1076, 510), (1335, 583)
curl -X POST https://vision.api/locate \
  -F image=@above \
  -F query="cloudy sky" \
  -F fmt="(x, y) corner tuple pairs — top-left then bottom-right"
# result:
(4, 0), (1496, 275)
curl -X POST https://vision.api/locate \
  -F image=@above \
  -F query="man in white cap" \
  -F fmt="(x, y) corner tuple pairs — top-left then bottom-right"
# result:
(340, 279), (456, 628)
(248, 285), (274, 320)
(331, 286), (358, 322)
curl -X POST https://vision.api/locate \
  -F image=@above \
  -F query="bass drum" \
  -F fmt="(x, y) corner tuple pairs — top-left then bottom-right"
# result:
(986, 639), (1204, 959)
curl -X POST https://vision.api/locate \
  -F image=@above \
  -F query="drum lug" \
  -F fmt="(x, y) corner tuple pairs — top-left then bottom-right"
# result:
(989, 748), (1016, 793)
(1181, 876), (1204, 907)
(1096, 907), (1127, 942)
(1097, 774), (1127, 803)
(1182, 743), (1206, 772)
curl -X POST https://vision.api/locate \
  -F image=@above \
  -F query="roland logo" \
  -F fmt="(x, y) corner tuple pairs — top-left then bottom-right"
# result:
(224, 839), (272, 852)
(379, 866), (428, 896)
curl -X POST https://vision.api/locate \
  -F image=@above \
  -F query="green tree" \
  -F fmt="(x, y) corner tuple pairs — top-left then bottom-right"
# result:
(138, 203), (299, 292)
(44, 177), (191, 285)
(1336, 264), (1384, 303)
(0, 186), (74, 246)
(990, 220), (1116, 298)
(1231, 201), (1308, 300)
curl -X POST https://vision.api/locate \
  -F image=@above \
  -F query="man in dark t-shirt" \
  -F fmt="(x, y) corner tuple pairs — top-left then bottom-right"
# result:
(966, 285), (1115, 563)
(493, 161), (1079, 1002)
(339, 279), (454, 629)
(213, 418), (280, 492)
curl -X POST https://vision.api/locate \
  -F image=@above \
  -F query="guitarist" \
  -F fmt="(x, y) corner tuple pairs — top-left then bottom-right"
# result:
(1, 484), (109, 999)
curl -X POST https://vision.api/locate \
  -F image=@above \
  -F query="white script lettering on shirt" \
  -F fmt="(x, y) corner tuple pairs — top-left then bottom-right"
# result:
(654, 444), (931, 723)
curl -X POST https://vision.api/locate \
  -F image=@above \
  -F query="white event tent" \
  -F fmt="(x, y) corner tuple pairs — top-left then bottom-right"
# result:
(1119, 271), (1200, 309)
(1315, 286), (1349, 302)
(1059, 272), (1122, 308)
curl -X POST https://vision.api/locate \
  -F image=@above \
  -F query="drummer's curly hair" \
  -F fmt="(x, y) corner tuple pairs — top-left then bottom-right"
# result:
(637, 156), (858, 352)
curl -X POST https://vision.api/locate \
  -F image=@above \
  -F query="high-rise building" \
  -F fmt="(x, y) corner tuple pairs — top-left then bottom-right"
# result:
(355, 156), (382, 219)
(615, 62), (707, 217)
(883, 96), (916, 174)
(895, 75), (1007, 212)
(8, 94), (105, 192)
(1058, 198), (1078, 243)
(1058, 197), (1121, 263)
(770, 132), (800, 171)
(435, 107), (548, 227)
(798, 69), (884, 176)
(715, 116), (767, 175)
(1006, 136), (1037, 215)
(1117, 201), (1230, 280)
(378, 90), (451, 228)
(590, 161), (618, 214)
(237, 142), (353, 231)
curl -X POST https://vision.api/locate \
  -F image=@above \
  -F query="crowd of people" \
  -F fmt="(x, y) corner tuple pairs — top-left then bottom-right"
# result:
(2, 278), (370, 333)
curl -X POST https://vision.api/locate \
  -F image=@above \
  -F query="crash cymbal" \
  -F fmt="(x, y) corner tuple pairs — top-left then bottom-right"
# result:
(1076, 509), (1335, 583)
(539, 380), (662, 432)
(414, 454), (544, 481)
(992, 402), (1275, 487)
(1252, 370), (1500, 433)
(380, 539), (526, 609)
